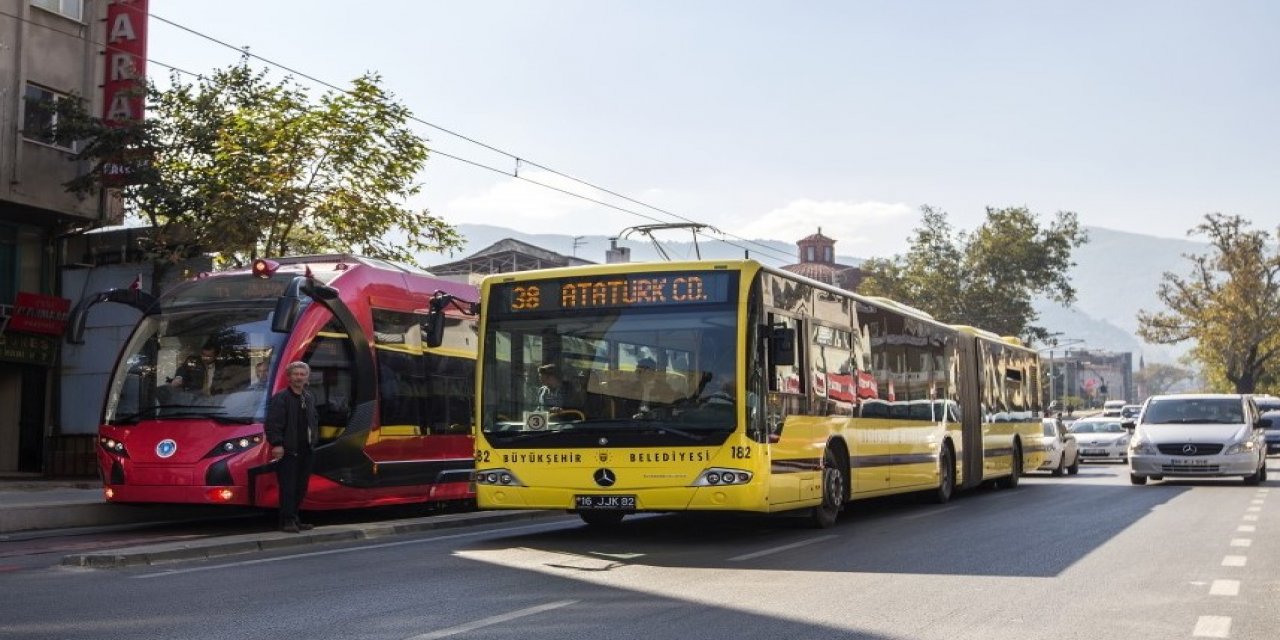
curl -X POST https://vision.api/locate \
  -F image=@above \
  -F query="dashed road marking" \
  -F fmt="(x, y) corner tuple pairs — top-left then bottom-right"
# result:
(405, 600), (578, 640)
(1222, 556), (1247, 567)
(1249, 499), (1264, 505)
(1209, 580), (1240, 596)
(1247, 506), (1261, 512)
(1192, 615), (1231, 638)
(1243, 514), (1259, 521)
(1230, 538), (1252, 547)
(728, 534), (837, 562)
(1237, 525), (1256, 533)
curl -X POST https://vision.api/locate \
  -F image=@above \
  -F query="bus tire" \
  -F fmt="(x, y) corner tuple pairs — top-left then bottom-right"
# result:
(579, 511), (626, 527)
(810, 446), (846, 528)
(932, 443), (956, 504)
(996, 441), (1021, 489)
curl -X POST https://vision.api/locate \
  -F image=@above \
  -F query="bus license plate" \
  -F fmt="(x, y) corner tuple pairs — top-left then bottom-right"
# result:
(575, 495), (636, 511)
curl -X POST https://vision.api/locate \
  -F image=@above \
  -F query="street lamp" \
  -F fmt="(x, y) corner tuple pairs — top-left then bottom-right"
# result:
(1037, 338), (1085, 411)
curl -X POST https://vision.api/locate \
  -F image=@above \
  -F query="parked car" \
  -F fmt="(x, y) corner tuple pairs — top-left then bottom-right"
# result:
(1254, 395), (1280, 456)
(1068, 416), (1130, 462)
(1126, 393), (1269, 485)
(1038, 417), (1080, 475)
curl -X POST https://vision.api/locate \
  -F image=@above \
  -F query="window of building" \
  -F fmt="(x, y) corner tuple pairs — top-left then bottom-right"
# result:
(31, 0), (83, 21)
(22, 84), (74, 149)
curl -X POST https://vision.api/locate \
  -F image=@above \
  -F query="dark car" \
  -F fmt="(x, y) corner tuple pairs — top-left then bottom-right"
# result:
(1256, 396), (1280, 455)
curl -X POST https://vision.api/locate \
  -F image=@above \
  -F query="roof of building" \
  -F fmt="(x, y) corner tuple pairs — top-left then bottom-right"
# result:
(428, 238), (594, 276)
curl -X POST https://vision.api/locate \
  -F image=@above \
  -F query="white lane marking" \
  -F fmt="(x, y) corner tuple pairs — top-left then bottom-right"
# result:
(1237, 525), (1256, 533)
(1230, 538), (1252, 547)
(1222, 556), (1247, 567)
(1258, 488), (1271, 493)
(1247, 506), (1261, 512)
(1243, 514), (1259, 521)
(1209, 580), (1240, 596)
(405, 600), (577, 640)
(132, 520), (568, 579)
(1250, 499), (1264, 505)
(902, 505), (959, 520)
(728, 534), (837, 562)
(1192, 615), (1231, 638)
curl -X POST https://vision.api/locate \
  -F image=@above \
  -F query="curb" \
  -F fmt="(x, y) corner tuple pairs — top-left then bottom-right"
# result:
(1, 501), (246, 535)
(61, 509), (564, 568)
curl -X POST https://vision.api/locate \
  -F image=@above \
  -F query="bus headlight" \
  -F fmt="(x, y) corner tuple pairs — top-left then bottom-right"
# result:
(692, 468), (752, 487)
(475, 468), (524, 487)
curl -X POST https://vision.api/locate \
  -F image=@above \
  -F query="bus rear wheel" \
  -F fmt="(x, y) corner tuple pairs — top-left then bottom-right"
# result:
(810, 448), (846, 528)
(579, 511), (626, 527)
(932, 444), (955, 504)
(996, 443), (1022, 489)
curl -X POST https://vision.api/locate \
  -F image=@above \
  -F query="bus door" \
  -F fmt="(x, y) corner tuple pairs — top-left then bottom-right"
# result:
(764, 312), (807, 505)
(955, 336), (984, 489)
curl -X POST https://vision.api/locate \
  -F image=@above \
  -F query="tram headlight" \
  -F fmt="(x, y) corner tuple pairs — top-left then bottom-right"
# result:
(475, 468), (524, 487)
(692, 468), (752, 487)
(204, 434), (266, 458)
(99, 437), (129, 458)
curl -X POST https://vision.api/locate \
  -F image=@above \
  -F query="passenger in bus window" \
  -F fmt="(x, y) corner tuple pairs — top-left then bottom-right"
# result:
(536, 364), (572, 411)
(172, 343), (233, 395)
(628, 358), (676, 419)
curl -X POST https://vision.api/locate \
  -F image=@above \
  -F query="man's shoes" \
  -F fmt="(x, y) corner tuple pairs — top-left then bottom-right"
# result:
(280, 521), (300, 534)
(296, 522), (315, 531)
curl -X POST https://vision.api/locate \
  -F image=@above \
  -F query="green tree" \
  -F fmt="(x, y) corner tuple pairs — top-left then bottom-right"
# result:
(57, 60), (461, 272)
(859, 205), (1087, 342)
(1137, 214), (1280, 393)
(1134, 362), (1194, 397)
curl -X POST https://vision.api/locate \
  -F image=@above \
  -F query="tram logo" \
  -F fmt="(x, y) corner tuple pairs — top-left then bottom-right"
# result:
(155, 439), (177, 458)
(593, 468), (616, 487)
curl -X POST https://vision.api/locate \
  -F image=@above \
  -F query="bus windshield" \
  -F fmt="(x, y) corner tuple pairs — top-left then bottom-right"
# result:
(104, 306), (290, 425)
(481, 306), (739, 447)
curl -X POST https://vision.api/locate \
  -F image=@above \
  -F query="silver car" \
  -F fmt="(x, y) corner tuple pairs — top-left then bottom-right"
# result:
(1038, 417), (1080, 475)
(1067, 417), (1130, 462)
(1127, 394), (1269, 485)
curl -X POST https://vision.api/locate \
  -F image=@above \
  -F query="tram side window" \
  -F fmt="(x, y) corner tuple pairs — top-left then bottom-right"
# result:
(423, 354), (475, 434)
(303, 322), (355, 442)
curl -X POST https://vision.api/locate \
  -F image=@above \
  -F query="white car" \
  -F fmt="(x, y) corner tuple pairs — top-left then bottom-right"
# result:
(1127, 394), (1269, 485)
(1068, 417), (1130, 462)
(1038, 417), (1080, 475)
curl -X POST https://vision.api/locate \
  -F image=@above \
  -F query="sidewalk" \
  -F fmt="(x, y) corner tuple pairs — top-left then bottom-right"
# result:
(0, 477), (562, 569)
(0, 478), (240, 535)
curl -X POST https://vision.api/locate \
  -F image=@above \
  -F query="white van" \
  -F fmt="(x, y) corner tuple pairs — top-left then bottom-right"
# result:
(1126, 394), (1269, 485)
(1101, 399), (1127, 417)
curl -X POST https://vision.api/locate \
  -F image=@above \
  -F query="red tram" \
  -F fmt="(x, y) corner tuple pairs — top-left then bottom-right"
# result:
(69, 255), (478, 510)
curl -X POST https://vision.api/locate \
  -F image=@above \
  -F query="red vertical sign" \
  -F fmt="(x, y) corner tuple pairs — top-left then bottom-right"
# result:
(102, 0), (149, 126)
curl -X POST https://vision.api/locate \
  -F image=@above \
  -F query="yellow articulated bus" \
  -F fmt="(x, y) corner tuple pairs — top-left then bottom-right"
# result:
(467, 260), (1044, 527)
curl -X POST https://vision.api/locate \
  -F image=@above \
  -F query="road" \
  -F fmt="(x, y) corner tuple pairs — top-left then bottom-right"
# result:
(1, 461), (1277, 640)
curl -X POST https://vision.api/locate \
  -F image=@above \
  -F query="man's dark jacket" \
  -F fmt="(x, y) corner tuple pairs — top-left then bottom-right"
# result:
(264, 388), (319, 452)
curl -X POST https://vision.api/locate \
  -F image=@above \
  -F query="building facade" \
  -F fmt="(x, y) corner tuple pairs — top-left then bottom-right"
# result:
(0, 0), (130, 473)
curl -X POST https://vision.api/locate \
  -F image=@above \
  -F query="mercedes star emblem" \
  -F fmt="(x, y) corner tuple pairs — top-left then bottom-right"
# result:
(593, 468), (616, 487)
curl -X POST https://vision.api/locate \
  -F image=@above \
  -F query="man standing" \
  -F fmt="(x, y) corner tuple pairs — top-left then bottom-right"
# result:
(265, 361), (318, 533)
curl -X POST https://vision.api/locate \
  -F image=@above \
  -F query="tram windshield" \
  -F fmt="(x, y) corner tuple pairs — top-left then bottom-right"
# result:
(104, 306), (289, 425)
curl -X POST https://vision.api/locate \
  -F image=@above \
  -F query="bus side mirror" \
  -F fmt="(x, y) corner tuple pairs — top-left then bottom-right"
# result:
(423, 310), (446, 349)
(769, 325), (796, 366)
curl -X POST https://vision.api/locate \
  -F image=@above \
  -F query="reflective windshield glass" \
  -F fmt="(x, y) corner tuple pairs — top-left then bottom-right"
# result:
(481, 306), (738, 447)
(104, 306), (288, 425)
(1142, 397), (1244, 425)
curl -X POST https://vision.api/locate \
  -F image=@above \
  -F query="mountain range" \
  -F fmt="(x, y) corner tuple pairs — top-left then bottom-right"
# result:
(420, 224), (1210, 364)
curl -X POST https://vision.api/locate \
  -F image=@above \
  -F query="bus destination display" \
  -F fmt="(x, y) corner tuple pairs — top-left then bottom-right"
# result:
(493, 271), (736, 315)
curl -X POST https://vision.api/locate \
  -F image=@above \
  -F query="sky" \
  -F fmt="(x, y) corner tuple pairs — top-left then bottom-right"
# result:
(144, 1), (1278, 265)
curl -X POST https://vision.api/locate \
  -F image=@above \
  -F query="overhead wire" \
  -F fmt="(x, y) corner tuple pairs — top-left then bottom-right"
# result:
(139, 9), (798, 265)
(16, 3), (798, 265)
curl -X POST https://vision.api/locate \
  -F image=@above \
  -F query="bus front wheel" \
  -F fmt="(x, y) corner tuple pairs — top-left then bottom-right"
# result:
(810, 448), (846, 528)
